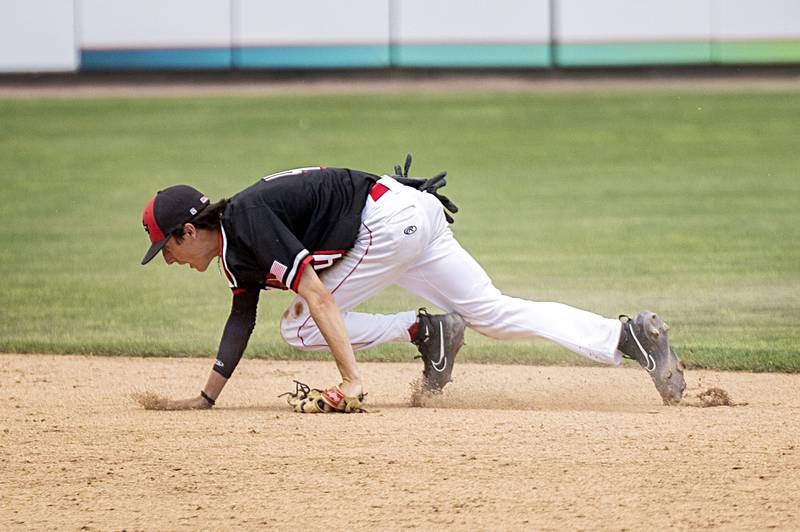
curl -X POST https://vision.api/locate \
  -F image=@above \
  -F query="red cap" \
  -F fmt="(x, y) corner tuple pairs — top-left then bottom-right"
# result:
(141, 185), (209, 265)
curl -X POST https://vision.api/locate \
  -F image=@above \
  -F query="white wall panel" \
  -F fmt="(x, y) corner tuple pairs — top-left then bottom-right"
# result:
(392, 0), (550, 43)
(80, 0), (231, 48)
(234, 0), (389, 46)
(712, 0), (800, 40)
(5, 0), (800, 72)
(556, 0), (712, 42)
(0, 0), (77, 72)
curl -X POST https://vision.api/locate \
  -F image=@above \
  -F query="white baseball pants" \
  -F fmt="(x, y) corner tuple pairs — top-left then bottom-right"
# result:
(280, 176), (623, 365)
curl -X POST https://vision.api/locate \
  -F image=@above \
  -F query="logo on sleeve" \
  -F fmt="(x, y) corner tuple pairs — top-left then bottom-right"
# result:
(404, 225), (417, 235)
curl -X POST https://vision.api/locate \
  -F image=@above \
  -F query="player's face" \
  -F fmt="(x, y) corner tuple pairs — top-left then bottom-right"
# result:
(162, 226), (216, 272)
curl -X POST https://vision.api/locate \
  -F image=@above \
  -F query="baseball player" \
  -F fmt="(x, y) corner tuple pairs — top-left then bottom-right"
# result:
(140, 158), (686, 412)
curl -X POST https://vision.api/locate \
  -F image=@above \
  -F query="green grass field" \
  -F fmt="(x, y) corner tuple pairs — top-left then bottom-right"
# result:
(1, 89), (798, 371)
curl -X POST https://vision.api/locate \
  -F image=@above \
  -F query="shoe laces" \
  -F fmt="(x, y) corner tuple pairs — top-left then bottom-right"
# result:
(618, 315), (657, 373)
(412, 308), (434, 357)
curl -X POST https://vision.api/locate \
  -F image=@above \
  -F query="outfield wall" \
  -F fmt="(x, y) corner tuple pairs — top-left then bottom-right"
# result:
(234, 0), (391, 68)
(390, 0), (551, 67)
(1, 0), (799, 72)
(0, 0), (78, 72)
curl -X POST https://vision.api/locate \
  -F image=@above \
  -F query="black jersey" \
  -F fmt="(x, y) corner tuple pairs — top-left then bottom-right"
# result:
(219, 167), (378, 292)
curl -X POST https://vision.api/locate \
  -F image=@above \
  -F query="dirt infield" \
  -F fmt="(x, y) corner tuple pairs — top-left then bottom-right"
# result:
(1, 355), (798, 530)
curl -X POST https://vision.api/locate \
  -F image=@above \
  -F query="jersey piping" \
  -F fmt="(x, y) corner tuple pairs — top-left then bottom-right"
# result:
(286, 249), (311, 292)
(218, 167), (378, 293)
(219, 225), (238, 288)
(311, 249), (346, 270)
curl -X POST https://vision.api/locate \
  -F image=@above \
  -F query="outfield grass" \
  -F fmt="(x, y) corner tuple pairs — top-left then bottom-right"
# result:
(0, 89), (798, 372)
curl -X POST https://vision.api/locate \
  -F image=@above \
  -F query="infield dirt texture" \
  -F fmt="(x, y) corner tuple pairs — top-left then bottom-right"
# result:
(2, 355), (799, 530)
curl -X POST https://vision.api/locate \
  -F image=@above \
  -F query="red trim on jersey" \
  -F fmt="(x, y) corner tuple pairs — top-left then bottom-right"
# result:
(290, 255), (315, 292)
(232, 288), (247, 295)
(142, 195), (164, 243)
(312, 249), (347, 255)
(369, 182), (389, 202)
(310, 249), (347, 270)
(297, 222), (374, 348)
(218, 231), (236, 288)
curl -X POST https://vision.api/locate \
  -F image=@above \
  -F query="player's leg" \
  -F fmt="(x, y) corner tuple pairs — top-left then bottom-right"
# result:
(396, 192), (623, 365)
(280, 179), (426, 351)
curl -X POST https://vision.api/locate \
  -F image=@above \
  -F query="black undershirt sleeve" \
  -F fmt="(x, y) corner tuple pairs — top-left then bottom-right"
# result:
(213, 288), (260, 379)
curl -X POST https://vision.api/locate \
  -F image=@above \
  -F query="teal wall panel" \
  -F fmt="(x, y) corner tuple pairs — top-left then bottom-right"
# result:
(235, 46), (390, 68)
(81, 48), (232, 70)
(556, 42), (712, 66)
(392, 44), (551, 67)
(78, 42), (800, 71)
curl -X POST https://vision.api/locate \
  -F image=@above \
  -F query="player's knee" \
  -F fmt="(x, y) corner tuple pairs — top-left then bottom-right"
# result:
(281, 316), (327, 351)
(280, 302), (308, 349)
(458, 299), (504, 327)
(280, 320), (308, 350)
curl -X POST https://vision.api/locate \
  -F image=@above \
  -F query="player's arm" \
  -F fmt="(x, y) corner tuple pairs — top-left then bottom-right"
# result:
(162, 288), (260, 410)
(295, 267), (363, 397)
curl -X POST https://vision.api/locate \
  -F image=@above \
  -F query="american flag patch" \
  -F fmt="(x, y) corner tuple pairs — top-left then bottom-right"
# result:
(270, 260), (287, 280)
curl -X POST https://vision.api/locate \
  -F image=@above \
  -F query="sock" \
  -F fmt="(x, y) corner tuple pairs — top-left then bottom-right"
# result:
(408, 321), (419, 343)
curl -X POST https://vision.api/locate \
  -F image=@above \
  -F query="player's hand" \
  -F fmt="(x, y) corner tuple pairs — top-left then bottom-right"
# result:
(279, 381), (367, 413)
(162, 395), (212, 410)
(133, 392), (213, 410)
(191, 395), (214, 409)
(339, 378), (363, 398)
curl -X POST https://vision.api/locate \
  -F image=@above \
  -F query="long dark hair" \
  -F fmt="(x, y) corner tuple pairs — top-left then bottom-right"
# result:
(170, 198), (229, 243)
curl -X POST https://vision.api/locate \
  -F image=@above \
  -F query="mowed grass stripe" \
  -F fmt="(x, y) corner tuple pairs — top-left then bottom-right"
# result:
(0, 91), (798, 371)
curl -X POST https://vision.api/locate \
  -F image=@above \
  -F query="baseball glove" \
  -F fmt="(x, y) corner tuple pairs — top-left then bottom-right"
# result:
(391, 153), (459, 223)
(279, 380), (366, 413)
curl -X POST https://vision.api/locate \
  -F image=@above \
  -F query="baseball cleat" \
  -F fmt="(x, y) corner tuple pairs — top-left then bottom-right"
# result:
(412, 308), (466, 392)
(618, 311), (687, 405)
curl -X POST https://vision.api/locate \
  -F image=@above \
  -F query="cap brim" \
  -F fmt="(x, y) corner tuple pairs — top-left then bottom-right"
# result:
(141, 235), (170, 265)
